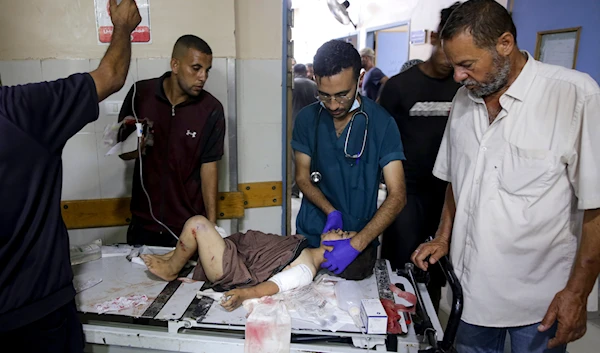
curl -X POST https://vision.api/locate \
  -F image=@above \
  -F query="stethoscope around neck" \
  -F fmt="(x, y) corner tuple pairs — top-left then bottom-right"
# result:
(310, 101), (369, 184)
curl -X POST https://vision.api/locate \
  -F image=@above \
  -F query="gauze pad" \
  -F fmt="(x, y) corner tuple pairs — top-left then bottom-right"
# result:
(268, 264), (313, 293)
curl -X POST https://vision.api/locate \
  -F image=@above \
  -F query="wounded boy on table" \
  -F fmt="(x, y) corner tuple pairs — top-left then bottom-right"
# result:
(141, 216), (376, 311)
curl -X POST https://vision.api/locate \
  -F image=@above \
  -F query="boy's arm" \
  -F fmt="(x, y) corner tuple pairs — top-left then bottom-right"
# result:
(221, 282), (280, 311)
(221, 263), (316, 311)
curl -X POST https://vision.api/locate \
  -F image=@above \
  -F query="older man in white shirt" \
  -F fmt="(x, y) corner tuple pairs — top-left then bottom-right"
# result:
(411, 1), (600, 352)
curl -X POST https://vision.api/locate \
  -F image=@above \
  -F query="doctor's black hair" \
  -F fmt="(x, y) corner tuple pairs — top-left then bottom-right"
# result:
(313, 40), (362, 81)
(337, 244), (377, 281)
(440, 0), (517, 49)
(172, 34), (213, 58)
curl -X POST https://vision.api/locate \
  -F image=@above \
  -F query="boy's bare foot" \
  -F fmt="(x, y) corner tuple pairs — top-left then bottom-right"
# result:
(141, 254), (179, 282)
(155, 250), (175, 261)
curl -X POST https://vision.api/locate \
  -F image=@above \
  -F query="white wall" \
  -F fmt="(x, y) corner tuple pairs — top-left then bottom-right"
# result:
(292, 0), (508, 65)
(0, 0), (236, 59)
(0, 0), (285, 245)
(235, 0), (284, 235)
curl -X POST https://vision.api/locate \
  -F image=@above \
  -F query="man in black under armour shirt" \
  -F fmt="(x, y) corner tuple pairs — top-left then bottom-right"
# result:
(379, 2), (461, 312)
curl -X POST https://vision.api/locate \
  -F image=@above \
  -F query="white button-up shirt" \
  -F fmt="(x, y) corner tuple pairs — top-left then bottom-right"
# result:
(433, 52), (600, 327)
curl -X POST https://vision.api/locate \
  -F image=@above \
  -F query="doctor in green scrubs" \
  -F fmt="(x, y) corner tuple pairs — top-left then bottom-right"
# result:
(292, 40), (407, 274)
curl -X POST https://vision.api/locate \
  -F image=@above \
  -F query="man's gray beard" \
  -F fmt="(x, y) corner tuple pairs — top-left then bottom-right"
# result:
(462, 52), (511, 98)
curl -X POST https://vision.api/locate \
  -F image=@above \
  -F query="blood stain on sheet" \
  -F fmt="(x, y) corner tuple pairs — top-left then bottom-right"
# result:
(262, 297), (275, 305)
(246, 322), (269, 347)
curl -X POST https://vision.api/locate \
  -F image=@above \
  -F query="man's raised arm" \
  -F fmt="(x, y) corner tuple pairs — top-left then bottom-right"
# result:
(90, 0), (141, 102)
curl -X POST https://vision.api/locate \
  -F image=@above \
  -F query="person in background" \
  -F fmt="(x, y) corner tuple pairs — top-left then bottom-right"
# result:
(118, 35), (226, 248)
(360, 47), (388, 101)
(375, 59), (425, 104)
(379, 2), (461, 313)
(412, 0), (600, 352)
(291, 63), (318, 198)
(358, 68), (366, 93)
(399, 59), (425, 74)
(306, 63), (315, 81)
(0, 0), (141, 350)
(292, 40), (407, 275)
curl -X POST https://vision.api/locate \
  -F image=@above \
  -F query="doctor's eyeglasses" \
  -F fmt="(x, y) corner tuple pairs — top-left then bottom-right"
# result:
(316, 92), (353, 104)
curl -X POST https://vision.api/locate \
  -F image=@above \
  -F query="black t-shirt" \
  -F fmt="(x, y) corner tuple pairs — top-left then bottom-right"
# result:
(379, 65), (461, 193)
(0, 74), (99, 331)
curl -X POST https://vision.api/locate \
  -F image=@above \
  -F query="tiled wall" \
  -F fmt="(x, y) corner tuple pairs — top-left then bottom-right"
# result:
(0, 0), (237, 60)
(1, 0), (286, 243)
(236, 59), (283, 235)
(0, 57), (285, 244)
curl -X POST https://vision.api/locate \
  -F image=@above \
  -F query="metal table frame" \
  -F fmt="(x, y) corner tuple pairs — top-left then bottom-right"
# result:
(78, 255), (463, 353)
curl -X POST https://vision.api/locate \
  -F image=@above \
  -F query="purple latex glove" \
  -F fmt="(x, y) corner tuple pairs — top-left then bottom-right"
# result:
(321, 238), (361, 274)
(322, 210), (343, 233)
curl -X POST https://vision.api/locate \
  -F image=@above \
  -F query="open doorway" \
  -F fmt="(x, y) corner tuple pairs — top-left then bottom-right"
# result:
(365, 22), (410, 78)
(336, 32), (359, 48)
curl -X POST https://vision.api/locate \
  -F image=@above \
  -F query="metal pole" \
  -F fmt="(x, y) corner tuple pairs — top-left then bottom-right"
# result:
(227, 58), (239, 233)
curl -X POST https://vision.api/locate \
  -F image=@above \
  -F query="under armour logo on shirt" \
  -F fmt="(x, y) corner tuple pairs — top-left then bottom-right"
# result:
(186, 130), (197, 138)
